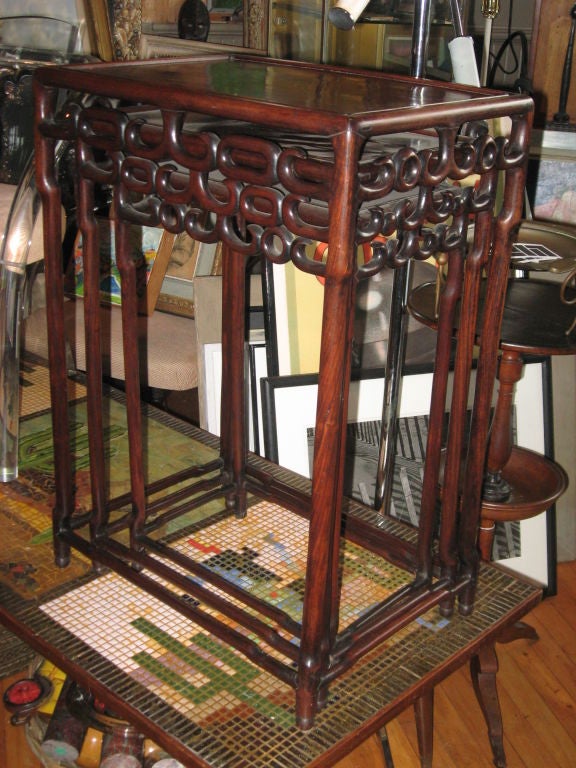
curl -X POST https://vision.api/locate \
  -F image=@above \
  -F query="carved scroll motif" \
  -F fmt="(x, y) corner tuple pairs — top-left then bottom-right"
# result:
(54, 104), (531, 278)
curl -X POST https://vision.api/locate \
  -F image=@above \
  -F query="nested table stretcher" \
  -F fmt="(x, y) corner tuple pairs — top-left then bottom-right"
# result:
(32, 55), (534, 737)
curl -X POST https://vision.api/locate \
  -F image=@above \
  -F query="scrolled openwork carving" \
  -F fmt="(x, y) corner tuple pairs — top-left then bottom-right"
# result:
(166, 114), (219, 172)
(239, 185), (283, 228)
(156, 200), (187, 234)
(120, 155), (157, 195)
(78, 107), (128, 154)
(218, 135), (282, 186)
(125, 116), (169, 161)
(155, 164), (194, 206)
(44, 102), (529, 275)
(277, 148), (333, 201)
(260, 227), (296, 264)
(281, 195), (329, 242)
(391, 147), (426, 193)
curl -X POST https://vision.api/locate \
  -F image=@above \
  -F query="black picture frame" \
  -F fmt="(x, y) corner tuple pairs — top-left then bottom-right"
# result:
(260, 358), (557, 591)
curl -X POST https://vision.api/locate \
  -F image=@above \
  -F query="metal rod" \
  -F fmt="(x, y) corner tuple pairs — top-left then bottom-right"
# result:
(375, 0), (432, 514)
(480, 17), (493, 86)
(449, 0), (465, 38)
(553, 4), (576, 123)
(374, 258), (412, 513)
(411, 0), (433, 78)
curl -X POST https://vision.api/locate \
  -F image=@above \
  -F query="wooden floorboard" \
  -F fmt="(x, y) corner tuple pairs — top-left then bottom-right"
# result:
(381, 560), (576, 767)
(2, 562), (575, 767)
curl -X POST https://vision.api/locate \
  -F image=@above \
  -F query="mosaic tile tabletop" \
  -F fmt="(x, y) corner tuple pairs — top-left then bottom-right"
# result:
(0, 363), (542, 766)
(0, 550), (539, 768)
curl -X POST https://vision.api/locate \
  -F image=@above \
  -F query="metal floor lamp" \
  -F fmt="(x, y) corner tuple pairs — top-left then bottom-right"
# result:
(375, 0), (473, 515)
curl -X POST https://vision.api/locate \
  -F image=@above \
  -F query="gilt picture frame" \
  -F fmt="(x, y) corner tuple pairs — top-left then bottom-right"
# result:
(155, 234), (221, 318)
(85, 0), (114, 61)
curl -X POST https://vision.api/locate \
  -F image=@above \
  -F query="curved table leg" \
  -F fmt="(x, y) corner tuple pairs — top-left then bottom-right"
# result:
(470, 644), (506, 768)
(498, 622), (539, 644)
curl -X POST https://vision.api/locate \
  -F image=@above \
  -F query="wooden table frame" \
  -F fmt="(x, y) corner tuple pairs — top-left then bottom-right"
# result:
(33, 55), (534, 737)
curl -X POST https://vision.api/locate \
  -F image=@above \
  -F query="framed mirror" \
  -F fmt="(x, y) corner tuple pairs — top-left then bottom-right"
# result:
(139, 0), (268, 59)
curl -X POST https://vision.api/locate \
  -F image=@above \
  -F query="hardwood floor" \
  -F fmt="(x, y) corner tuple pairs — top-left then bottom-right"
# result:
(387, 561), (576, 767)
(2, 562), (575, 767)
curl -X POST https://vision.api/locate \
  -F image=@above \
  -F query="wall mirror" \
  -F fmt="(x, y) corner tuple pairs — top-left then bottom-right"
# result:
(138, 0), (456, 76)
(140, 0), (268, 59)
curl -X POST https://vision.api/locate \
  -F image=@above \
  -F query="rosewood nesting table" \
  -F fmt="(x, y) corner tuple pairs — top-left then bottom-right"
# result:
(12, 54), (542, 764)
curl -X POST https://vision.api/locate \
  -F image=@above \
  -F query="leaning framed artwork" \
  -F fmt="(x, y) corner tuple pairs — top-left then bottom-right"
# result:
(68, 220), (174, 315)
(260, 359), (555, 588)
(526, 128), (576, 225)
(155, 234), (221, 318)
(154, 231), (200, 318)
(85, 0), (115, 60)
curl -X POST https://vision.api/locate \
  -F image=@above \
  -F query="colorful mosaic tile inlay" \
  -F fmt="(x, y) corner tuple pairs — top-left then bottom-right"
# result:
(41, 500), (413, 732)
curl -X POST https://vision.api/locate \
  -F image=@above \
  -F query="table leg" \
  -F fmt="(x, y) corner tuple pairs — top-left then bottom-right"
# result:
(414, 690), (434, 768)
(220, 244), (248, 518)
(482, 350), (524, 506)
(116, 219), (146, 548)
(35, 91), (74, 568)
(470, 644), (506, 768)
(296, 131), (361, 728)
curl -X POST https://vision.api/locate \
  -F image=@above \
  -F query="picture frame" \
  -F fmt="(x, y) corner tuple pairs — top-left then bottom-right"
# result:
(260, 359), (555, 588)
(155, 234), (220, 318)
(84, 0), (114, 61)
(526, 128), (576, 225)
(68, 220), (174, 316)
(155, 231), (200, 318)
(139, 0), (268, 60)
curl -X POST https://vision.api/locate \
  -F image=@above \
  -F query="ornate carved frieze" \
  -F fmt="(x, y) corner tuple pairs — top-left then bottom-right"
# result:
(41, 102), (530, 277)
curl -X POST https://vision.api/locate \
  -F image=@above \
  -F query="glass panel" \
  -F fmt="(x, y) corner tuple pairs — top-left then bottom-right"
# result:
(268, 0), (324, 62)
(326, 3), (453, 79)
(0, 0), (89, 57)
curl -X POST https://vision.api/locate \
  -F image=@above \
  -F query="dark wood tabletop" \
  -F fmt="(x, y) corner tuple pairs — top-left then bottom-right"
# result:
(34, 54), (534, 135)
(409, 278), (576, 355)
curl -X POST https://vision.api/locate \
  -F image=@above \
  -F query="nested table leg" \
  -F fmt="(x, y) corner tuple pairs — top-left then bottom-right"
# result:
(116, 218), (147, 549)
(219, 243), (249, 518)
(296, 131), (362, 728)
(77, 174), (108, 548)
(35, 86), (74, 568)
(458, 159), (530, 614)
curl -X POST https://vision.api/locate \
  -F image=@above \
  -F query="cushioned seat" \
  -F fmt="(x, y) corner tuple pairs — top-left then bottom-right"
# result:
(23, 295), (198, 392)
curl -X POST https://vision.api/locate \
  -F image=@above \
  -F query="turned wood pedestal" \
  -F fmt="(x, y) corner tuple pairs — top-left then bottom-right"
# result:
(409, 277), (572, 566)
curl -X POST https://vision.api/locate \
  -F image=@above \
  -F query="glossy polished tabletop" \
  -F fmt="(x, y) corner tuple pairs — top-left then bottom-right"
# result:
(34, 54), (533, 135)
